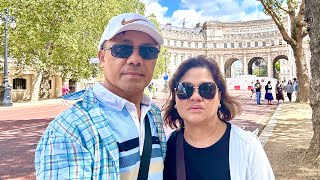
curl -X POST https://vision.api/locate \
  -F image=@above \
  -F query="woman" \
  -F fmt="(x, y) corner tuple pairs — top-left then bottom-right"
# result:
(285, 80), (294, 102)
(264, 81), (274, 105)
(275, 81), (284, 104)
(163, 56), (274, 180)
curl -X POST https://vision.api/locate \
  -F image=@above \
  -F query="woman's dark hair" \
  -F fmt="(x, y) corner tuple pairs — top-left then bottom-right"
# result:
(162, 55), (242, 129)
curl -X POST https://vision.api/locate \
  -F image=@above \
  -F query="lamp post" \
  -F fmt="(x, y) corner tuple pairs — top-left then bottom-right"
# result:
(163, 51), (168, 93)
(0, 9), (16, 106)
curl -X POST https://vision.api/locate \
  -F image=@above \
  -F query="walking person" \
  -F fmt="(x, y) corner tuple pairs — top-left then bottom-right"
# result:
(162, 55), (275, 180)
(285, 80), (294, 102)
(254, 79), (262, 105)
(264, 81), (274, 105)
(276, 81), (284, 104)
(61, 84), (70, 105)
(250, 81), (256, 97)
(35, 13), (166, 179)
(293, 78), (299, 96)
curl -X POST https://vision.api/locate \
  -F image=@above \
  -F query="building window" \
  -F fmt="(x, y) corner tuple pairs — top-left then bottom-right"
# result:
(203, 43), (206, 48)
(213, 43), (217, 48)
(239, 42), (242, 48)
(224, 43), (227, 48)
(231, 43), (234, 48)
(188, 42), (191, 48)
(255, 42), (258, 47)
(195, 42), (199, 48)
(263, 41), (266, 46)
(13, 78), (27, 90)
(174, 55), (177, 65)
(164, 39), (168, 46)
(247, 42), (251, 47)
(181, 55), (184, 61)
(174, 41), (177, 46)
(181, 41), (184, 47)
(279, 39), (283, 45)
(271, 40), (275, 46)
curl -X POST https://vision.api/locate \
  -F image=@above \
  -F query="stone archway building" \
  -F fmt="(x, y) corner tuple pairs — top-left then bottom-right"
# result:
(161, 17), (310, 82)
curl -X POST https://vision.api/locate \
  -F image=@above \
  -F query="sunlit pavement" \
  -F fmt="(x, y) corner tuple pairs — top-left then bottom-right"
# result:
(0, 90), (280, 179)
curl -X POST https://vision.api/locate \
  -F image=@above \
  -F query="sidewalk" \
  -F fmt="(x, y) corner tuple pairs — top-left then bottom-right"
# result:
(0, 98), (63, 110)
(262, 102), (319, 179)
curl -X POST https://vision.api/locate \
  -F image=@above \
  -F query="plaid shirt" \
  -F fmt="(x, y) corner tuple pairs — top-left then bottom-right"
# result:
(35, 89), (166, 180)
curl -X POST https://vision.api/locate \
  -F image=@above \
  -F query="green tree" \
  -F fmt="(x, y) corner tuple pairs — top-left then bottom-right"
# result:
(147, 13), (168, 79)
(0, 0), (145, 101)
(258, 0), (309, 103)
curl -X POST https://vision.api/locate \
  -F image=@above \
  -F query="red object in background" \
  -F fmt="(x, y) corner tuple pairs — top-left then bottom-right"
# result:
(248, 86), (252, 91)
(234, 86), (240, 90)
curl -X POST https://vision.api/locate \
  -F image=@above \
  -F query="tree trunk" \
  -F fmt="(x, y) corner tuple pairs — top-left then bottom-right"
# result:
(292, 43), (310, 103)
(304, 0), (320, 163)
(30, 70), (43, 102)
(39, 70), (50, 99)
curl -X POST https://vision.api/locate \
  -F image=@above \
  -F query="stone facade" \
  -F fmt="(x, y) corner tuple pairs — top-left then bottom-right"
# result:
(161, 17), (311, 82)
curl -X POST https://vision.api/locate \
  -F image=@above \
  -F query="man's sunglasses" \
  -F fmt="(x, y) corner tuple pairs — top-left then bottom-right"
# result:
(175, 82), (218, 99)
(103, 44), (160, 60)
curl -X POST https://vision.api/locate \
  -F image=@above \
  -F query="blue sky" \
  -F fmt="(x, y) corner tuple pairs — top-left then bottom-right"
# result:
(140, 0), (269, 28)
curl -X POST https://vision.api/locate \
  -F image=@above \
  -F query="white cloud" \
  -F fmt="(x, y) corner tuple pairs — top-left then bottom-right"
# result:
(142, 0), (270, 28)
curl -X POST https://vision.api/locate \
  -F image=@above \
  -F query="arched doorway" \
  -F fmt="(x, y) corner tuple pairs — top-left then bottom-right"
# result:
(248, 57), (267, 77)
(224, 58), (243, 78)
(273, 55), (288, 80)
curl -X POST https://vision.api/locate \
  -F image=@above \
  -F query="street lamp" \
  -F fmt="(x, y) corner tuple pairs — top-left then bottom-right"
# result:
(0, 9), (16, 106)
(163, 51), (169, 93)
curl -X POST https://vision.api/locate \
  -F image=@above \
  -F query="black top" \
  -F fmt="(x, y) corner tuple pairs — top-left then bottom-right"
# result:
(164, 122), (231, 180)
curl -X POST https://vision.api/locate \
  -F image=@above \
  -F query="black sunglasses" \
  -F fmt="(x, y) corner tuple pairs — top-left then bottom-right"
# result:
(175, 82), (218, 99)
(103, 44), (160, 60)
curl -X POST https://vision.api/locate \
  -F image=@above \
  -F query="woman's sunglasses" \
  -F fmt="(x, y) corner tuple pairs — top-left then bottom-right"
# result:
(103, 44), (160, 60)
(175, 82), (218, 99)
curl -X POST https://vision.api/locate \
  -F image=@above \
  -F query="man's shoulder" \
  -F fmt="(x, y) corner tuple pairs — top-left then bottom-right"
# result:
(45, 101), (100, 138)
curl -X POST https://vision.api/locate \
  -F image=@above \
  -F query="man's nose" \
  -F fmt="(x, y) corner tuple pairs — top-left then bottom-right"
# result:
(126, 48), (143, 65)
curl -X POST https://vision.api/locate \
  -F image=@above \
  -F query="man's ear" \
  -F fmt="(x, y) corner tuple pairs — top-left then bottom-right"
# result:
(98, 50), (104, 66)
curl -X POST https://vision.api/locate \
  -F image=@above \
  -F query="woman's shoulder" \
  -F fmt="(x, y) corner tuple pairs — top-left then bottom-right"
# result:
(230, 124), (259, 144)
(167, 130), (180, 145)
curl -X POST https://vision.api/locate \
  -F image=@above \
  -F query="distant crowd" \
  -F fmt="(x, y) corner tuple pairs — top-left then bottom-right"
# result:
(251, 78), (298, 105)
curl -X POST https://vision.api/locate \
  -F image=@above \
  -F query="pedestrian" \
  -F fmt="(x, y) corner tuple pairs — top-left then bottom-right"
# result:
(250, 81), (256, 97)
(162, 55), (275, 180)
(285, 80), (294, 102)
(293, 78), (299, 96)
(35, 13), (166, 179)
(276, 81), (284, 104)
(264, 81), (274, 105)
(254, 79), (262, 105)
(61, 84), (70, 105)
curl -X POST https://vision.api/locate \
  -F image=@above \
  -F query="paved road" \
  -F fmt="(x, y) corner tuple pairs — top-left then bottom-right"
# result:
(0, 104), (69, 180)
(0, 90), (277, 180)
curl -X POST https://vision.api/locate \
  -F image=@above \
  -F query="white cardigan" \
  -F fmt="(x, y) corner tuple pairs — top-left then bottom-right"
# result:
(166, 124), (275, 180)
(229, 124), (275, 180)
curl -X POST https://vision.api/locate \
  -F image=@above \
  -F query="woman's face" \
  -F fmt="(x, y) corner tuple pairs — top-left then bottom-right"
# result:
(175, 67), (221, 126)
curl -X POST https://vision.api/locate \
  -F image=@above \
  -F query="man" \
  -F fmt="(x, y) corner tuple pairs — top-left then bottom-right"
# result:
(35, 13), (166, 179)
(255, 79), (262, 105)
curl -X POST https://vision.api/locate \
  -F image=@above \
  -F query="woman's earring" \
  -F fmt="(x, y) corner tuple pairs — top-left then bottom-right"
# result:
(218, 103), (221, 108)
(174, 105), (177, 109)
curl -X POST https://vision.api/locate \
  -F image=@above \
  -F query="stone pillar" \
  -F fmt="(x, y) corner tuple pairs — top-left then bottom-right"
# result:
(243, 53), (248, 75)
(220, 55), (225, 75)
(55, 76), (63, 97)
(267, 53), (272, 78)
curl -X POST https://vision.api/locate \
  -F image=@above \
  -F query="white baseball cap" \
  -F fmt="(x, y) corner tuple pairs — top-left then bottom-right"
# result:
(98, 13), (164, 50)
